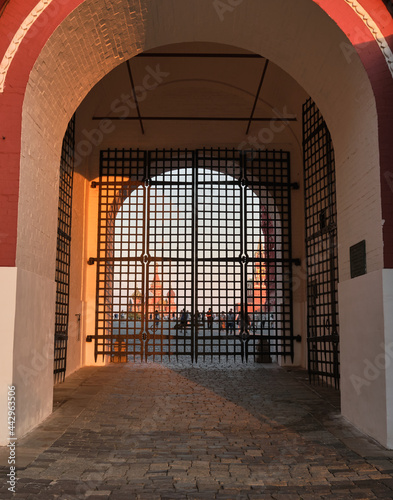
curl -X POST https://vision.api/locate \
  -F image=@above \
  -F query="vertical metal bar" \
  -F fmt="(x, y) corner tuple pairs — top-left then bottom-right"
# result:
(142, 151), (150, 361)
(303, 101), (312, 383)
(243, 154), (249, 362)
(209, 148), (215, 362)
(201, 148), (205, 361)
(174, 153), (180, 361)
(192, 150), (198, 362)
(224, 149), (229, 361)
(239, 152), (246, 362)
(95, 150), (104, 362)
(286, 152), (295, 362)
(326, 138), (338, 335)
(326, 134), (340, 388)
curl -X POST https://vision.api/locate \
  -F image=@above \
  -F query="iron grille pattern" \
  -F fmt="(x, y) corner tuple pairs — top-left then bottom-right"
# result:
(303, 99), (340, 388)
(95, 148), (294, 363)
(54, 116), (75, 383)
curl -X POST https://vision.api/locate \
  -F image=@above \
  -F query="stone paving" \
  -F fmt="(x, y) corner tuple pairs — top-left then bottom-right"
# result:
(1, 360), (393, 499)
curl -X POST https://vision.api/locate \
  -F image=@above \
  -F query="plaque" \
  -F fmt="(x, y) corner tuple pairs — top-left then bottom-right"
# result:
(350, 240), (366, 279)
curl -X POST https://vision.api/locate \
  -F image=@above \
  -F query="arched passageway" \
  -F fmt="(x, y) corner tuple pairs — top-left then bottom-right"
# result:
(0, 0), (392, 450)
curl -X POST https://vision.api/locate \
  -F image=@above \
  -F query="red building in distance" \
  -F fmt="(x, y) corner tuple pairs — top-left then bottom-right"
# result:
(128, 265), (177, 318)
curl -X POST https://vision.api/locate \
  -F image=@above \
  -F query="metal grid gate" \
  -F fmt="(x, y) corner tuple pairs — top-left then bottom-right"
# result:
(303, 99), (340, 388)
(54, 116), (75, 382)
(93, 148), (295, 362)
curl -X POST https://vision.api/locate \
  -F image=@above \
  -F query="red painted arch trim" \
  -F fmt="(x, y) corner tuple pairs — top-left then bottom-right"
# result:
(0, 0), (83, 266)
(0, 0), (392, 267)
(316, 0), (393, 268)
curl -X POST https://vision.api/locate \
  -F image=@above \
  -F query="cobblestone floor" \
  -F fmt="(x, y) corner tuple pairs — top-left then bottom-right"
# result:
(1, 360), (393, 499)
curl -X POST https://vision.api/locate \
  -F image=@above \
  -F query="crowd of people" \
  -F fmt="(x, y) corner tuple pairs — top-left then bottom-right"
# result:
(116, 306), (260, 335)
(176, 307), (252, 334)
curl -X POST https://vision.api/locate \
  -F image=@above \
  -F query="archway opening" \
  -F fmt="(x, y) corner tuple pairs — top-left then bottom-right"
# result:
(3, 0), (388, 448)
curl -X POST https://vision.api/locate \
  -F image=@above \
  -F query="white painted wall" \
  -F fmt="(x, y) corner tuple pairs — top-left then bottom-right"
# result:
(0, 268), (54, 445)
(339, 270), (393, 449)
(383, 270), (393, 449)
(0, 268), (17, 445)
(340, 271), (386, 445)
(12, 268), (55, 441)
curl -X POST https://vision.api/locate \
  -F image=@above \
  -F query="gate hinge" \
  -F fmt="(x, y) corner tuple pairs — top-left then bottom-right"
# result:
(86, 335), (93, 342)
(91, 181), (98, 188)
(292, 258), (301, 266)
(87, 257), (97, 265)
(291, 182), (300, 190)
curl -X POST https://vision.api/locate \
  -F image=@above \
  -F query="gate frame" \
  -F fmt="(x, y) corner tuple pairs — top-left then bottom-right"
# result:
(53, 115), (75, 383)
(92, 148), (297, 363)
(303, 99), (340, 389)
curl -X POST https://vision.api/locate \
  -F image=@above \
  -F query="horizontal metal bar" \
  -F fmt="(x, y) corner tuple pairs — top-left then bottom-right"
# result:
(135, 53), (264, 59)
(150, 180), (239, 186)
(305, 223), (337, 242)
(196, 148), (291, 155)
(307, 334), (340, 342)
(90, 256), (299, 264)
(53, 367), (67, 374)
(303, 122), (326, 145)
(57, 227), (71, 241)
(99, 149), (290, 160)
(92, 334), (296, 341)
(54, 335), (68, 342)
(89, 180), (292, 189)
(245, 180), (293, 188)
(308, 369), (339, 379)
(93, 116), (297, 122)
(153, 179), (293, 189)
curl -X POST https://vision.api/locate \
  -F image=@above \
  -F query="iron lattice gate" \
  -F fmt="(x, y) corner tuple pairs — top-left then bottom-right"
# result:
(303, 99), (340, 388)
(93, 148), (295, 362)
(54, 115), (75, 382)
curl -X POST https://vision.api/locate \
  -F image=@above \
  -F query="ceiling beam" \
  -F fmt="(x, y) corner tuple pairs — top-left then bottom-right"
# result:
(135, 53), (264, 58)
(246, 59), (270, 135)
(126, 60), (144, 134)
(92, 116), (296, 122)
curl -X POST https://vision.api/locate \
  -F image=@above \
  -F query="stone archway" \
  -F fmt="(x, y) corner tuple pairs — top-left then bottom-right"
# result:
(17, 0), (384, 278)
(1, 0), (393, 448)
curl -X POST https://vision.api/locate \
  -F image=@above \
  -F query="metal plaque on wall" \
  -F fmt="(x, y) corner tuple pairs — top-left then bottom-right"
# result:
(350, 240), (366, 279)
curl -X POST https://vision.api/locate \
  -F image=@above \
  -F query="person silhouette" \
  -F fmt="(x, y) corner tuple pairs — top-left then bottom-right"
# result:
(227, 309), (235, 334)
(236, 305), (251, 335)
(206, 308), (213, 329)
